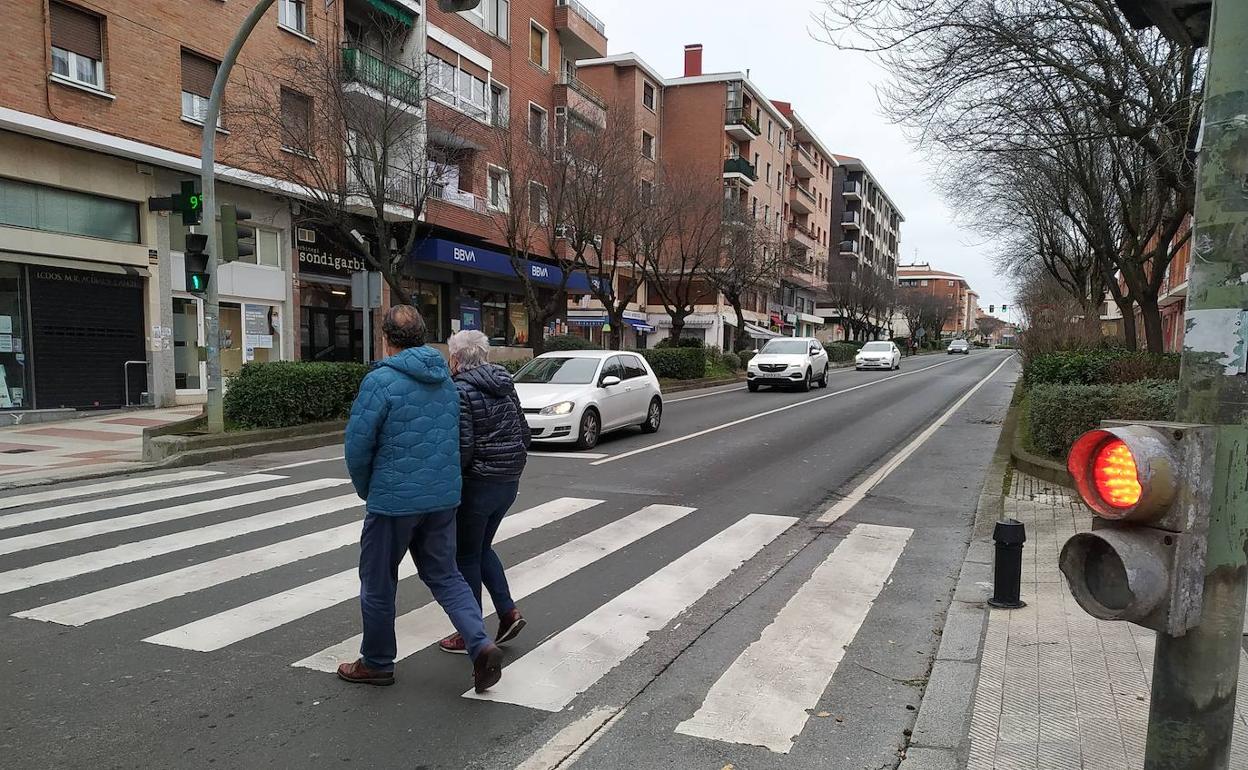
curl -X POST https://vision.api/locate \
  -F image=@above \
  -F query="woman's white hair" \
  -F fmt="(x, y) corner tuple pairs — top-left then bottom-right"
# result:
(447, 330), (491, 371)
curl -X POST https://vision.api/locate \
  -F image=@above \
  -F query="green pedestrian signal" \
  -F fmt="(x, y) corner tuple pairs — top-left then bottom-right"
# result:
(1000, 305), (1008, 313)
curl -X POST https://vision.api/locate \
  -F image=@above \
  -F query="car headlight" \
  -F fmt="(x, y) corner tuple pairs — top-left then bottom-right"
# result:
(539, 401), (576, 416)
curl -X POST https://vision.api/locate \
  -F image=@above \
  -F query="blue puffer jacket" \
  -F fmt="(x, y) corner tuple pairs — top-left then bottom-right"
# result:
(455, 363), (531, 480)
(344, 346), (461, 516)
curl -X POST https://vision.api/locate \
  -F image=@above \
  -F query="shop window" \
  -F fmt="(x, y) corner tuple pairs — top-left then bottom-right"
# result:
(408, 279), (443, 342)
(0, 263), (30, 408)
(0, 177), (139, 243)
(172, 297), (203, 390)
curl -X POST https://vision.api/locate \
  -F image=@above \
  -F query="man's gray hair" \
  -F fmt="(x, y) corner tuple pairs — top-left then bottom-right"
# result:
(447, 330), (491, 371)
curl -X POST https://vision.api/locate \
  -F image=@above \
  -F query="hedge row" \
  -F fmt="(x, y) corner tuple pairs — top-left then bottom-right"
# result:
(224, 361), (369, 429)
(823, 342), (859, 363)
(641, 347), (707, 380)
(1027, 380), (1179, 459)
(543, 334), (602, 351)
(1024, 349), (1180, 389)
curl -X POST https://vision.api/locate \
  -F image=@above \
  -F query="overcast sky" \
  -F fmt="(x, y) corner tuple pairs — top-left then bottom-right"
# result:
(583, 0), (1014, 321)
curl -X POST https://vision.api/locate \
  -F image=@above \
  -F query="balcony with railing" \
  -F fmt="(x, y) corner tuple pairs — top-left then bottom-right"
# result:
(792, 144), (818, 179)
(789, 220), (818, 245)
(839, 239), (860, 255)
(429, 182), (487, 215)
(342, 45), (423, 115)
(841, 210), (861, 229)
(724, 107), (761, 141)
(842, 179), (862, 199)
(554, 72), (607, 127)
(791, 182), (816, 214)
(723, 156), (758, 184)
(555, 0), (608, 59)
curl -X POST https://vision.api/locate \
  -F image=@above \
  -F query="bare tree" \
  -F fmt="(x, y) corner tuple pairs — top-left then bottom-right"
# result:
(229, 19), (475, 305)
(826, 260), (896, 341)
(707, 207), (803, 352)
(640, 171), (722, 343)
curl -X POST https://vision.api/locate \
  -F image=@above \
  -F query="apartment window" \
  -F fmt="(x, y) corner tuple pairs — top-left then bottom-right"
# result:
(490, 84), (508, 127)
(751, 197), (757, 217)
(527, 182), (547, 225)
(642, 81), (656, 111)
(641, 131), (655, 160)
(640, 179), (654, 203)
(50, 2), (104, 90)
(947, 280), (955, 287)
(763, 204), (769, 222)
(765, 163), (771, 186)
(180, 50), (220, 126)
(529, 21), (548, 69)
(778, 132), (784, 153)
(921, 280), (929, 287)
(777, 171), (782, 189)
(280, 87), (312, 152)
(457, 69), (488, 120)
(426, 54), (487, 122)
(753, 152), (760, 169)
(528, 104), (547, 146)
(767, 120), (773, 141)
(278, 0), (307, 34)
(488, 167), (510, 211)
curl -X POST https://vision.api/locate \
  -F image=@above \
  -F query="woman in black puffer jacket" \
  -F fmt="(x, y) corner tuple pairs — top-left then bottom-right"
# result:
(439, 331), (531, 654)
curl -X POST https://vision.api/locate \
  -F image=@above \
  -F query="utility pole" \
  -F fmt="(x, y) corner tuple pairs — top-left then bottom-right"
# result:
(199, 0), (277, 432)
(1109, 1), (1248, 767)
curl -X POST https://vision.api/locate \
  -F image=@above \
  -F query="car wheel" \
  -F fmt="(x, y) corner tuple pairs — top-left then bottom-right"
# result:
(747, 381), (760, 392)
(640, 398), (662, 433)
(575, 408), (601, 450)
(798, 369), (812, 392)
(819, 364), (829, 388)
(894, 359), (900, 370)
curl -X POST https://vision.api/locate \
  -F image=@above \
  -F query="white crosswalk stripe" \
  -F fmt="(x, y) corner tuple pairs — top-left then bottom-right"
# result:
(0, 477), (340, 556)
(293, 503), (696, 672)
(675, 523), (912, 753)
(13, 496), (361, 616)
(0, 473), (282, 532)
(145, 496), (604, 652)
(0, 470), (222, 514)
(464, 513), (796, 711)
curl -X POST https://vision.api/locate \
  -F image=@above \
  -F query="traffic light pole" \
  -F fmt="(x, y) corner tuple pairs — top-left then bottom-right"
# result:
(199, 0), (276, 433)
(1147, 1), (1248, 767)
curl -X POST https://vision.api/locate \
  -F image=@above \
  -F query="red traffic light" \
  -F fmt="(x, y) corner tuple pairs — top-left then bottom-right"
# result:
(1068, 426), (1176, 522)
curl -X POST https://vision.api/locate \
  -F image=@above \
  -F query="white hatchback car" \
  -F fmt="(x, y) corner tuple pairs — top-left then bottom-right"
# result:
(746, 337), (831, 392)
(514, 350), (663, 450)
(855, 341), (902, 370)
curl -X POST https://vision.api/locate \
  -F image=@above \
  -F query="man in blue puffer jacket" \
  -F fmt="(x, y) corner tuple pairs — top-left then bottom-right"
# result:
(339, 305), (503, 693)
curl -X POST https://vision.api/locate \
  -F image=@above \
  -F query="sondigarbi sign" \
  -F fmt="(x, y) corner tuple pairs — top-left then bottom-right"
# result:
(295, 224), (367, 277)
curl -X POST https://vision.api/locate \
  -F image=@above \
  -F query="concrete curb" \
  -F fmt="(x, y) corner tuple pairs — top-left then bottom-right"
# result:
(1009, 415), (1072, 489)
(144, 419), (347, 466)
(899, 390), (1019, 769)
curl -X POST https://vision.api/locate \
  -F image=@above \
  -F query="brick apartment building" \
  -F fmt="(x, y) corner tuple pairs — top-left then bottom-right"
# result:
(896, 263), (979, 337)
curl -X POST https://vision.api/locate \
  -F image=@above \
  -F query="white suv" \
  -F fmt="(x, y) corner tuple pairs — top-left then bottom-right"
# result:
(746, 337), (830, 392)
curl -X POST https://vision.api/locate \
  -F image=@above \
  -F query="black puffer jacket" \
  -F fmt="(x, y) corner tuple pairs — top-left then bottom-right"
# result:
(455, 363), (531, 480)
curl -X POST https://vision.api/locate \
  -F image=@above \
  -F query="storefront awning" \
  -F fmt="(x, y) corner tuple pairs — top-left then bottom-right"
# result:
(625, 318), (655, 333)
(0, 251), (150, 278)
(410, 238), (596, 293)
(651, 313), (718, 329)
(365, 0), (416, 25)
(566, 314), (607, 326)
(745, 323), (782, 340)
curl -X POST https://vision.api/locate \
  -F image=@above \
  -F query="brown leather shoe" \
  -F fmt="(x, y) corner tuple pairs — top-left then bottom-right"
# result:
(336, 658), (394, 686)
(496, 609), (526, 645)
(472, 643), (504, 693)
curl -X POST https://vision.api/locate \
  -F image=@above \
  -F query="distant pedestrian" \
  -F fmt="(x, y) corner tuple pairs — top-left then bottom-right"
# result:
(438, 331), (531, 654)
(339, 305), (503, 692)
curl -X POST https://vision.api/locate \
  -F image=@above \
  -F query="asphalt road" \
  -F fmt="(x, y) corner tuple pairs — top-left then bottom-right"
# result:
(0, 349), (1018, 770)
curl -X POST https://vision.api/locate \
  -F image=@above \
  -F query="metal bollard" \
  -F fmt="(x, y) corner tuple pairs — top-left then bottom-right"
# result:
(987, 519), (1027, 609)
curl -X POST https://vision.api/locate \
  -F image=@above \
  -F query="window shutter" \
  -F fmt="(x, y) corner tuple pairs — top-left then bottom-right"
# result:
(50, 2), (103, 60)
(281, 88), (312, 148)
(529, 25), (543, 64)
(180, 50), (218, 98)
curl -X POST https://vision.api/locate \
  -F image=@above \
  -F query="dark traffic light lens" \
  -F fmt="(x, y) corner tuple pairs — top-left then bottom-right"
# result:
(1082, 538), (1132, 612)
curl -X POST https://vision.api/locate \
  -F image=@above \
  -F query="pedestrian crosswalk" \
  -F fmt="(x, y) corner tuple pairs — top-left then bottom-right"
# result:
(0, 468), (917, 758)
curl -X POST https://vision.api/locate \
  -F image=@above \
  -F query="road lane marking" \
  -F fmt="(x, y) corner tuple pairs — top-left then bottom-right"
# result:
(148, 497), (604, 652)
(0, 474), (283, 532)
(292, 503), (695, 672)
(591, 359), (961, 466)
(527, 451), (608, 460)
(0, 471), (222, 514)
(513, 707), (623, 770)
(0, 489), (356, 595)
(665, 387), (747, 403)
(675, 523), (912, 753)
(817, 353), (1015, 524)
(0, 477), (337, 556)
(264, 456), (343, 471)
(462, 513), (796, 711)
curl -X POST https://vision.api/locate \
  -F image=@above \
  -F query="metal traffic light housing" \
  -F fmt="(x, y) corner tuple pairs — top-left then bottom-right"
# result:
(1113, 0), (1211, 45)
(184, 232), (210, 294)
(1060, 422), (1216, 636)
(220, 205), (255, 262)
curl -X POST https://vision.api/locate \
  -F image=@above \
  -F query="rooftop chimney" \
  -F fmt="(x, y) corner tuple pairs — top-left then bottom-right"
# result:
(684, 44), (703, 77)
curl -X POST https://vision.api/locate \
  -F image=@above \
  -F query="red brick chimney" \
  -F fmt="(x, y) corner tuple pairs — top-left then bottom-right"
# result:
(684, 44), (703, 77)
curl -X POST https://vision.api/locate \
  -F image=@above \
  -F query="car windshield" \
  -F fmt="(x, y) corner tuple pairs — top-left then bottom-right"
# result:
(761, 340), (813, 354)
(951, 341), (967, 347)
(514, 357), (600, 385)
(862, 342), (892, 352)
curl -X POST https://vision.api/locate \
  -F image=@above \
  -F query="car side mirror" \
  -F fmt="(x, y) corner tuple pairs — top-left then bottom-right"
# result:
(600, 375), (622, 388)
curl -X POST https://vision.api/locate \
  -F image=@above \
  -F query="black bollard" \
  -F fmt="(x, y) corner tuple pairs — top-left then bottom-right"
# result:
(987, 518), (1027, 609)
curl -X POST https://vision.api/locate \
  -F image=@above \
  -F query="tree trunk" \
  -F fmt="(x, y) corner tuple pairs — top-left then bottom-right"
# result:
(608, 308), (625, 350)
(670, 319), (684, 341)
(733, 304), (747, 352)
(528, 316), (547, 356)
(1137, 294), (1165, 354)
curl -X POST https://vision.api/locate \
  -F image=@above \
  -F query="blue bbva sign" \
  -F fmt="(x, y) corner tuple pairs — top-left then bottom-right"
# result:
(413, 238), (595, 293)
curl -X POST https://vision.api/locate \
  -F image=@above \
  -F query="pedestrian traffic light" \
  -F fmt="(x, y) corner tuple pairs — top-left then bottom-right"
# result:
(989, 304), (995, 313)
(219, 205), (255, 262)
(1000, 305), (1007, 313)
(184, 232), (210, 294)
(1059, 422), (1215, 636)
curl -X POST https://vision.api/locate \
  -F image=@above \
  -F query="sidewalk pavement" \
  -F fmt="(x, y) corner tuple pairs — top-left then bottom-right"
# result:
(0, 407), (200, 487)
(908, 470), (1248, 769)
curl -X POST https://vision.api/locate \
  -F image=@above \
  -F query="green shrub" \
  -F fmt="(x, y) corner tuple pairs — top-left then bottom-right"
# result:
(1024, 349), (1180, 389)
(721, 352), (741, 371)
(656, 336), (705, 349)
(739, 350), (756, 369)
(497, 359), (529, 374)
(823, 342), (859, 363)
(544, 334), (601, 351)
(641, 347), (707, 380)
(225, 361), (369, 429)
(1027, 380), (1178, 459)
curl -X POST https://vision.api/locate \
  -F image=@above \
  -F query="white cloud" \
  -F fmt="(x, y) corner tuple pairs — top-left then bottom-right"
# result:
(583, 0), (1014, 320)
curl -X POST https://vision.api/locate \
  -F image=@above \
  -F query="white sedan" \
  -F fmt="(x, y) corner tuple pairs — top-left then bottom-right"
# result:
(514, 350), (663, 450)
(855, 341), (902, 370)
